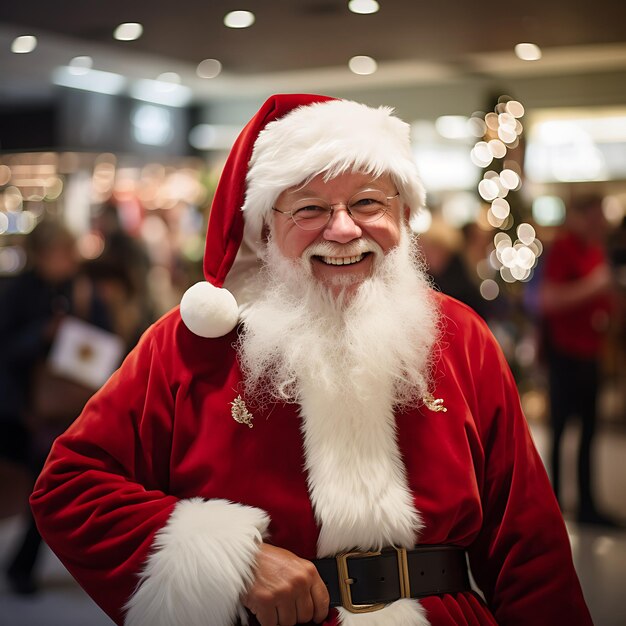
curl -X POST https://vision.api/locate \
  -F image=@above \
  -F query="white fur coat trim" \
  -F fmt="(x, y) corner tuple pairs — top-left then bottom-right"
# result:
(299, 380), (430, 626)
(124, 497), (269, 626)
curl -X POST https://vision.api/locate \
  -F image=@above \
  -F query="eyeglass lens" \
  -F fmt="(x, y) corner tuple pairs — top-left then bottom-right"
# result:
(290, 189), (393, 230)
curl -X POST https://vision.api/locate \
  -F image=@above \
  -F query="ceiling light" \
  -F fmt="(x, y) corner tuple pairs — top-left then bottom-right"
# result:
(189, 124), (241, 150)
(514, 43), (542, 61)
(435, 116), (470, 139)
(11, 35), (37, 54)
(52, 66), (126, 95)
(114, 22), (143, 41)
(224, 11), (255, 28)
(348, 0), (380, 15)
(348, 55), (377, 75)
(130, 79), (192, 107)
(68, 56), (93, 75)
(157, 72), (181, 85)
(197, 58), (222, 79)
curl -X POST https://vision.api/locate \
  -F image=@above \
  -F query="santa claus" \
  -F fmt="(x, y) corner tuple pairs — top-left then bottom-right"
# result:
(31, 94), (592, 626)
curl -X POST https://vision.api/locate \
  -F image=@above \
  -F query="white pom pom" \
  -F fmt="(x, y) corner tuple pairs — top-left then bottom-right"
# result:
(180, 282), (239, 338)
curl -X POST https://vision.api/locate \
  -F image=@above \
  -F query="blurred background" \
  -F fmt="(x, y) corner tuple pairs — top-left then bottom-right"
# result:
(1, 1), (625, 625)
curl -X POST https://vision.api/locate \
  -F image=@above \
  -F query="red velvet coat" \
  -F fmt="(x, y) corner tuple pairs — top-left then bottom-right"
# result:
(31, 293), (592, 626)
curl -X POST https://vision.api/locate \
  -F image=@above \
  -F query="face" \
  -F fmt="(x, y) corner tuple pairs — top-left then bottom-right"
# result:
(37, 242), (78, 283)
(270, 171), (407, 295)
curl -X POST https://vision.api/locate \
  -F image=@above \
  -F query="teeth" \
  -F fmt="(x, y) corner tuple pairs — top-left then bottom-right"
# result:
(320, 253), (365, 266)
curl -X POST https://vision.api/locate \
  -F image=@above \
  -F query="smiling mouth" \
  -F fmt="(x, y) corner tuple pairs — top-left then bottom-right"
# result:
(315, 252), (370, 266)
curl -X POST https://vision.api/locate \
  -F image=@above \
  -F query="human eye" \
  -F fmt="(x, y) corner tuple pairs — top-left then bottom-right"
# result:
(349, 191), (386, 215)
(292, 202), (328, 220)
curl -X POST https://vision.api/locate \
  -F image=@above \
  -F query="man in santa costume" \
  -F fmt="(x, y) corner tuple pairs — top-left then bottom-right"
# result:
(31, 94), (592, 626)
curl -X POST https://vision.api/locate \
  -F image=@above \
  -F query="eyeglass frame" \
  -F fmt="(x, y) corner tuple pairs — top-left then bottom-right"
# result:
(271, 189), (401, 231)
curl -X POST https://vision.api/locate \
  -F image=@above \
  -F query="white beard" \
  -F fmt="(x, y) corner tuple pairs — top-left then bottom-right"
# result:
(237, 228), (438, 626)
(238, 227), (439, 412)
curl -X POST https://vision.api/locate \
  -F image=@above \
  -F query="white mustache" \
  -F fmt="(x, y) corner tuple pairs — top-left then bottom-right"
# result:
(302, 238), (384, 262)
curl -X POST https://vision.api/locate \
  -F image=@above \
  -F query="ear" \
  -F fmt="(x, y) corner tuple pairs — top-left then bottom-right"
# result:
(403, 204), (411, 222)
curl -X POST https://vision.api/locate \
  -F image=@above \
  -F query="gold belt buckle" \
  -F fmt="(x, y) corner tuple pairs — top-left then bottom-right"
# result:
(336, 548), (411, 613)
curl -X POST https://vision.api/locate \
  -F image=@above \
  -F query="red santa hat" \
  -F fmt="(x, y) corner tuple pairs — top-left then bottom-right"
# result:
(180, 93), (426, 338)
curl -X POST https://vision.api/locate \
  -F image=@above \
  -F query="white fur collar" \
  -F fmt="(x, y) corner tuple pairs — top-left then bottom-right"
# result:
(298, 379), (429, 625)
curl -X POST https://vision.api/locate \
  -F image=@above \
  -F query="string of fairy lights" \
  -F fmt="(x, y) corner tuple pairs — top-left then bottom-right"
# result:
(469, 97), (543, 290)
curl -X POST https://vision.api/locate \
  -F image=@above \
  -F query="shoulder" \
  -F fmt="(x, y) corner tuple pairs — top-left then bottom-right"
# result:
(433, 291), (507, 374)
(134, 306), (239, 376)
(434, 291), (492, 342)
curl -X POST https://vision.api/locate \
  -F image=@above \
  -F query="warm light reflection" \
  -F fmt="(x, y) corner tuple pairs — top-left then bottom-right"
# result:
(0, 165), (11, 185)
(500, 169), (520, 190)
(4, 187), (23, 212)
(470, 142), (493, 168)
(77, 232), (105, 259)
(0, 246), (27, 274)
(504, 100), (525, 118)
(491, 198), (510, 220)
(517, 223), (536, 245)
(468, 116), (487, 138)
(488, 139), (507, 159)
(478, 179), (499, 201)
(16, 211), (37, 234)
(480, 279), (499, 301)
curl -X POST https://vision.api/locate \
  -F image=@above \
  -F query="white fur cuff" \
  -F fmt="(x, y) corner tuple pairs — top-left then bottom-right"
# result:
(125, 498), (270, 626)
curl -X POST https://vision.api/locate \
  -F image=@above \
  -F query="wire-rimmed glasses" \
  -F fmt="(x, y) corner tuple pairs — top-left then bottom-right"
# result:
(272, 189), (400, 231)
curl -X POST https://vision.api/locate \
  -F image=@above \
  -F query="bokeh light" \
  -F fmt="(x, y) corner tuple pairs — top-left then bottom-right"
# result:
(348, 55), (378, 75)
(348, 0), (380, 14)
(197, 58), (222, 79)
(515, 43), (542, 61)
(11, 35), (37, 54)
(224, 11), (255, 28)
(113, 23), (143, 41)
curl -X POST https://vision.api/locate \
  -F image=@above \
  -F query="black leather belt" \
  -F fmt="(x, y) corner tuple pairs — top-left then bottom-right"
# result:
(313, 546), (470, 613)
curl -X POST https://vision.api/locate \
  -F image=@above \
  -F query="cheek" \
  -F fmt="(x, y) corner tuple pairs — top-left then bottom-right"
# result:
(272, 222), (317, 259)
(366, 219), (403, 254)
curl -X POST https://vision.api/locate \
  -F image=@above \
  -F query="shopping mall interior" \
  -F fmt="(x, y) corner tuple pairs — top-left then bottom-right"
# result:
(1, 1), (626, 625)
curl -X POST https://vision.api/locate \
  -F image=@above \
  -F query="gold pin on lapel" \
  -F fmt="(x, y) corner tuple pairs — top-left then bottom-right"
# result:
(231, 395), (254, 428)
(423, 392), (447, 413)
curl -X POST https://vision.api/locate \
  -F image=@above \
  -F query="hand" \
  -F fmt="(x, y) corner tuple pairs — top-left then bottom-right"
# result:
(243, 543), (330, 626)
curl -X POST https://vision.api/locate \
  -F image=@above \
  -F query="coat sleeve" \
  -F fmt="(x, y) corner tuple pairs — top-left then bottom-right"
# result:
(30, 324), (269, 626)
(464, 317), (593, 625)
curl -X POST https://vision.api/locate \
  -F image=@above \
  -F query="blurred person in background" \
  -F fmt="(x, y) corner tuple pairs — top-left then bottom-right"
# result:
(420, 218), (491, 320)
(0, 219), (110, 594)
(31, 95), (591, 626)
(540, 193), (618, 526)
(82, 258), (152, 355)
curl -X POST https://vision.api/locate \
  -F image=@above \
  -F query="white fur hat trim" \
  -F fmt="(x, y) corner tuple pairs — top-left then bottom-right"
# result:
(242, 99), (425, 249)
(180, 281), (239, 338)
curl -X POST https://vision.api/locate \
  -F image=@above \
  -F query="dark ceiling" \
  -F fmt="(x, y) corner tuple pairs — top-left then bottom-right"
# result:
(2, 0), (626, 75)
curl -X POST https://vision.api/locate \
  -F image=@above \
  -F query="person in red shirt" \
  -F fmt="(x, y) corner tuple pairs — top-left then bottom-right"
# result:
(541, 193), (616, 525)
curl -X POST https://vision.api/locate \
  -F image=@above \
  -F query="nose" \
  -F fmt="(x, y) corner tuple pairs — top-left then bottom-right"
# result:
(323, 206), (362, 243)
